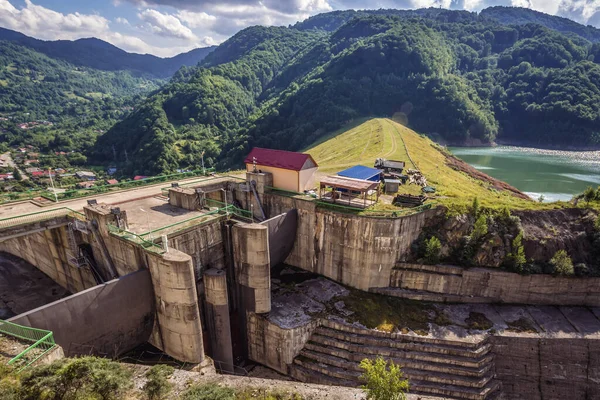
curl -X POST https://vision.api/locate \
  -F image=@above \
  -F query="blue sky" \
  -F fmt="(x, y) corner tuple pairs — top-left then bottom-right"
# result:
(0, 0), (598, 57)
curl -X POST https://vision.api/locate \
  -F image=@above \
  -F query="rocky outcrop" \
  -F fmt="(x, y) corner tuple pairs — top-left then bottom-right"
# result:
(416, 207), (598, 269)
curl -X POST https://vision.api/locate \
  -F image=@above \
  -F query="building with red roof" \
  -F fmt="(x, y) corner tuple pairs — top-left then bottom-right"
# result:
(244, 147), (318, 192)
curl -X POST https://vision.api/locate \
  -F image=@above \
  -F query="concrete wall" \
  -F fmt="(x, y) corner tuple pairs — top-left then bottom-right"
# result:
(247, 313), (321, 374)
(237, 191), (434, 291)
(167, 218), (226, 275)
(492, 335), (600, 400)
(391, 263), (600, 306)
(0, 225), (96, 293)
(260, 211), (297, 267)
(9, 270), (154, 357)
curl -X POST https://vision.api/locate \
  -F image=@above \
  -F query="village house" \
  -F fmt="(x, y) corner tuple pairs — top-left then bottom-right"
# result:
(75, 171), (96, 181)
(244, 147), (319, 192)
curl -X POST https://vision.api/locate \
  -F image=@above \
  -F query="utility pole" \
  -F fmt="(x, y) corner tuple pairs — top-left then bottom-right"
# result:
(201, 151), (206, 175)
(48, 168), (58, 203)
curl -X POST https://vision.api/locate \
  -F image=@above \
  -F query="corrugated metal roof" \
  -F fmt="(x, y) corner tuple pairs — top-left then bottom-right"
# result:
(244, 147), (318, 171)
(337, 165), (382, 181)
(319, 175), (379, 191)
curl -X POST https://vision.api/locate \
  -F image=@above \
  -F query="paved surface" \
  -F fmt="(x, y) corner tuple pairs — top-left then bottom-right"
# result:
(0, 152), (28, 180)
(0, 175), (232, 219)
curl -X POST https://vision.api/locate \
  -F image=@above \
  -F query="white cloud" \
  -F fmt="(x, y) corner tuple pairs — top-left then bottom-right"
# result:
(115, 17), (130, 25)
(176, 10), (217, 29)
(0, 0), (199, 56)
(138, 8), (197, 40)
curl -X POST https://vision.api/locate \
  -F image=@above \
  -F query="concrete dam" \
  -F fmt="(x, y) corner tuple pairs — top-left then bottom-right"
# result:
(0, 171), (599, 400)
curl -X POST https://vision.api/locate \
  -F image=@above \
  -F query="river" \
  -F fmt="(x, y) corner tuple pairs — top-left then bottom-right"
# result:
(449, 146), (600, 202)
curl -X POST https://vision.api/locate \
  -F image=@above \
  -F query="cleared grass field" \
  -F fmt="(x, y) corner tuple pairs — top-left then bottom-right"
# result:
(305, 118), (564, 210)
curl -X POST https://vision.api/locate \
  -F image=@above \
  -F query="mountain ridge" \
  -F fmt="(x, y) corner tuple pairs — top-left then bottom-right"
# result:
(0, 27), (216, 78)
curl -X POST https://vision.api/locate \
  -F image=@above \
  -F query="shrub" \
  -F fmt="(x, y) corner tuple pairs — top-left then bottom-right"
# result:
(574, 263), (589, 277)
(471, 215), (488, 242)
(471, 197), (480, 218)
(595, 214), (600, 231)
(549, 250), (574, 276)
(504, 231), (527, 273)
(359, 357), (409, 400)
(143, 364), (174, 400)
(583, 186), (596, 203)
(19, 356), (132, 400)
(181, 383), (235, 400)
(423, 236), (441, 265)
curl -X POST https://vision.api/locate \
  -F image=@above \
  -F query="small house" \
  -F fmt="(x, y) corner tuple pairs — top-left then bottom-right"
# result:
(244, 147), (318, 192)
(75, 171), (96, 181)
(106, 179), (119, 185)
(77, 181), (95, 189)
(134, 175), (148, 181)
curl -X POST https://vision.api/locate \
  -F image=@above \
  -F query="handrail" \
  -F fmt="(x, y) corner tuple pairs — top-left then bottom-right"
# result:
(0, 319), (57, 371)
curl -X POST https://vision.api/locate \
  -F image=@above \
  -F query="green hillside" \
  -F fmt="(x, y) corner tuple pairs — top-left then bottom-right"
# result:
(91, 7), (600, 176)
(307, 118), (546, 210)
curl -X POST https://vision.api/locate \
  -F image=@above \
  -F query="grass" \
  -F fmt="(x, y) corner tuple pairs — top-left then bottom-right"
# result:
(340, 289), (435, 335)
(305, 118), (575, 211)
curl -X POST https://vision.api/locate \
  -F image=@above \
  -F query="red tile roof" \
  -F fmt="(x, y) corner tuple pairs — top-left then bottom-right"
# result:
(106, 179), (119, 185)
(244, 147), (317, 171)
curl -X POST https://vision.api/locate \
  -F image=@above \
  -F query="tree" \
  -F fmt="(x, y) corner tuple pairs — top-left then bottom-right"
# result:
(12, 168), (22, 181)
(583, 186), (596, 203)
(359, 357), (409, 400)
(471, 215), (489, 242)
(424, 236), (442, 265)
(549, 250), (574, 276)
(471, 197), (480, 219)
(505, 231), (527, 272)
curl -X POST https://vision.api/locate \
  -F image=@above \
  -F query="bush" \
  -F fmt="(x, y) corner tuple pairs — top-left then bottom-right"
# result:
(471, 197), (480, 218)
(181, 383), (235, 400)
(359, 357), (409, 400)
(504, 231), (527, 273)
(583, 186), (596, 203)
(19, 356), (132, 400)
(549, 250), (574, 276)
(423, 236), (441, 265)
(574, 263), (589, 277)
(471, 215), (488, 242)
(143, 364), (174, 400)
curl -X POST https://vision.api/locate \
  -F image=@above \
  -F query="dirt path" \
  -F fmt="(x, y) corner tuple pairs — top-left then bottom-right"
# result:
(0, 152), (28, 180)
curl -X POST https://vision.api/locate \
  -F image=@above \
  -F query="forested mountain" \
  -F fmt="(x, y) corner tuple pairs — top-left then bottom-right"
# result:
(481, 7), (600, 42)
(0, 40), (163, 155)
(0, 28), (215, 78)
(88, 8), (600, 175)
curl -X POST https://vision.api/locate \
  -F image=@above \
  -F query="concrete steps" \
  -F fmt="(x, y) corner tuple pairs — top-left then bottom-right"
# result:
(290, 320), (501, 400)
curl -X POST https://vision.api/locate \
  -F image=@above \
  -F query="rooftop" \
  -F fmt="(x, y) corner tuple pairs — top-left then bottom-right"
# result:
(319, 175), (379, 192)
(337, 165), (382, 181)
(244, 147), (317, 171)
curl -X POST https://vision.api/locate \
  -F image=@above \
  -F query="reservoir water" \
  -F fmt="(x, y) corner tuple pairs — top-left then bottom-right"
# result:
(449, 146), (600, 202)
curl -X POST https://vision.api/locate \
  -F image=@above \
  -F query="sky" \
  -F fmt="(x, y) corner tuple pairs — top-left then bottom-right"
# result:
(0, 0), (599, 58)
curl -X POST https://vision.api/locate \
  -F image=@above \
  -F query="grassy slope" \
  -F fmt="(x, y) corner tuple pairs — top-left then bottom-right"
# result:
(306, 118), (559, 210)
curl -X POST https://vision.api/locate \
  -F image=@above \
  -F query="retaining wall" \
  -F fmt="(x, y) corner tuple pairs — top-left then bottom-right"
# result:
(390, 263), (600, 306)
(492, 335), (600, 400)
(247, 313), (322, 374)
(9, 270), (154, 357)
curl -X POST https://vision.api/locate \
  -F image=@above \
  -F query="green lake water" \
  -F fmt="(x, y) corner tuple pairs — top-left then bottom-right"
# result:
(449, 146), (600, 202)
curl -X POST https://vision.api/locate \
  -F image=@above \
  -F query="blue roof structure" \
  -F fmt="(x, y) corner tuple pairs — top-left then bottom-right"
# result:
(337, 165), (382, 182)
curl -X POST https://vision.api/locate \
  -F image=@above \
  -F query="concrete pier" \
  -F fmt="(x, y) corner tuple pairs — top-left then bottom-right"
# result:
(204, 268), (234, 372)
(232, 223), (270, 314)
(146, 249), (205, 364)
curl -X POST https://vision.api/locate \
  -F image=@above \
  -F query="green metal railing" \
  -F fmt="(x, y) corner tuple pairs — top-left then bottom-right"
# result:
(107, 224), (166, 254)
(39, 168), (217, 203)
(0, 207), (85, 230)
(0, 320), (57, 371)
